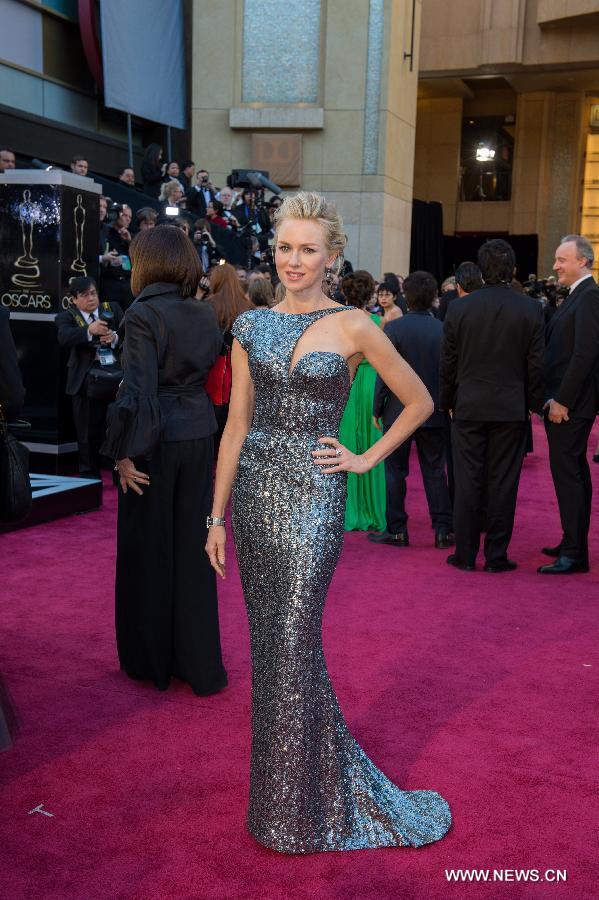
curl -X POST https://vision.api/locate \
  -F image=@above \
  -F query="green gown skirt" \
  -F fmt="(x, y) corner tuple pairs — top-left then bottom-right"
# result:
(338, 355), (386, 532)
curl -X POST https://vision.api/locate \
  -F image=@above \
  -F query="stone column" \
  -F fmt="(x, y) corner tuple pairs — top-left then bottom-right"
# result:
(510, 91), (586, 275)
(190, 0), (421, 278)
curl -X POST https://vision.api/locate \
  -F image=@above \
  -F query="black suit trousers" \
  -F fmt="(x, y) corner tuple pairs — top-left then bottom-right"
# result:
(544, 416), (594, 562)
(71, 392), (112, 476)
(451, 420), (528, 565)
(115, 437), (227, 695)
(384, 426), (453, 533)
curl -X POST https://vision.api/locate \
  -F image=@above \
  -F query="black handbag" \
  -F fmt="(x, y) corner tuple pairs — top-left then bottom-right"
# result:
(86, 365), (123, 402)
(0, 405), (32, 524)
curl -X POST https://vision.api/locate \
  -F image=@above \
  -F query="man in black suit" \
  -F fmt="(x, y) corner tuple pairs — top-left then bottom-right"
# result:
(0, 308), (25, 419)
(56, 277), (124, 477)
(440, 239), (545, 571)
(538, 234), (599, 574)
(444, 262), (484, 502)
(179, 160), (195, 191)
(186, 168), (216, 218)
(370, 271), (453, 548)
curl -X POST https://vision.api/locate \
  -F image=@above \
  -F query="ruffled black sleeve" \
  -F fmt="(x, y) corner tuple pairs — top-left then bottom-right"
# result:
(102, 305), (163, 459)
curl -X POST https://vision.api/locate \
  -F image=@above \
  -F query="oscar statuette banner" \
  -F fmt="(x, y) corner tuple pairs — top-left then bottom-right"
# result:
(0, 170), (101, 471)
(0, 185), (60, 313)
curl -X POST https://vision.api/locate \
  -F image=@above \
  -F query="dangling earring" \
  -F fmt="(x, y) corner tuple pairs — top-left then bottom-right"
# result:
(324, 266), (334, 287)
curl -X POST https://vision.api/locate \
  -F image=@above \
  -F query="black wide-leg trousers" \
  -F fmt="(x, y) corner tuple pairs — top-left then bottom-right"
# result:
(545, 416), (594, 564)
(115, 437), (227, 694)
(451, 419), (527, 566)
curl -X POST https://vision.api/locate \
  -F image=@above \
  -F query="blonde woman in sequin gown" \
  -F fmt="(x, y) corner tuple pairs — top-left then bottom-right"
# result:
(206, 192), (451, 853)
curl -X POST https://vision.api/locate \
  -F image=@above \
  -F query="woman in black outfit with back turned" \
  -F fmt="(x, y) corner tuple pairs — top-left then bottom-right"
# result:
(102, 225), (227, 695)
(141, 143), (165, 199)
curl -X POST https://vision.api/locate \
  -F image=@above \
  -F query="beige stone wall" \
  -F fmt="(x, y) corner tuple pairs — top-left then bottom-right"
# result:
(413, 97), (462, 234)
(191, 0), (421, 278)
(420, 0), (599, 71)
(537, 0), (599, 25)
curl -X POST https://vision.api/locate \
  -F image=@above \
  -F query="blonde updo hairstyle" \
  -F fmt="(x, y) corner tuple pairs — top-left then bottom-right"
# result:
(273, 191), (347, 272)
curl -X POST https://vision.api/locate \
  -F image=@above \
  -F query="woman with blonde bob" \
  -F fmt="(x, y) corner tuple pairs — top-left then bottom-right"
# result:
(206, 192), (451, 852)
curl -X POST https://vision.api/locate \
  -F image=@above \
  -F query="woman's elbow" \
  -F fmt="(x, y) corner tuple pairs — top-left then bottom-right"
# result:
(418, 390), (434, 425)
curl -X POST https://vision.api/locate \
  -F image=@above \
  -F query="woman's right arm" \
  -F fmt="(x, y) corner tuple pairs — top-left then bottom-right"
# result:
(205, 339), (255, 578)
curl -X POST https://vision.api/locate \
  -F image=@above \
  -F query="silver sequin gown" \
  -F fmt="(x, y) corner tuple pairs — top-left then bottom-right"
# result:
(231, 307), (451, 853)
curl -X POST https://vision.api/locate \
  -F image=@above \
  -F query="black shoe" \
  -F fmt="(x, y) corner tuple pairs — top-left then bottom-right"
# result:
(537, 556), (589, 575)
(446, 553), (475, 571)
(484, 559), (517, 573)
(435, 531), (455, 549)
(593, 454), (599, 463)
(367, 530), (409, 546)
(541, 543), (562, 557)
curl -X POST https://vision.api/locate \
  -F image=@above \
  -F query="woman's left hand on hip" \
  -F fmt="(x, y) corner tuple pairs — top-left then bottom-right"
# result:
(311, 437), (372, 474)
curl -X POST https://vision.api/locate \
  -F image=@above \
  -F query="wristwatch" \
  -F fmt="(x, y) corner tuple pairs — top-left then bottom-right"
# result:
(206, 515), (226, 528)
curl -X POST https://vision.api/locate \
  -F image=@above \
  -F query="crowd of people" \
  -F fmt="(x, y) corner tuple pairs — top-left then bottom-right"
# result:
(3, 141), (599, 596)
(54, 204), (599, 584)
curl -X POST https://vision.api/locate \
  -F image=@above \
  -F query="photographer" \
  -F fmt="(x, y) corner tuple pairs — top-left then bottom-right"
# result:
(192, 219), (223, 271)
(187, 168), (216, 218)
(56, 277), (124, 478)
(234, 188), (270, 236)
(102, 203), (133, 309)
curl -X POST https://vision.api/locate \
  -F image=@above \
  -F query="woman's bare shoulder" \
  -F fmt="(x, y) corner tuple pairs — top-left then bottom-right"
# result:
(339, 307), (380, 335)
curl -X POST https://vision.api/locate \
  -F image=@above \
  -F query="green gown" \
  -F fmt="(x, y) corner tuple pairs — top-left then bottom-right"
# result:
(338, 313), (387, 531)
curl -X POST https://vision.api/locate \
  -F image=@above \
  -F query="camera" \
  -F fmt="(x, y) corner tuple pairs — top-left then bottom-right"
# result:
(104, 199), (121, 226)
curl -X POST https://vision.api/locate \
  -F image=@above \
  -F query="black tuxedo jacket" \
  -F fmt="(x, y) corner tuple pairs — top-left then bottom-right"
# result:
(543, 275), (599, 418)
(374, 310), (447, 429)
(186, 186), (216, 218)
(0, 308), (25, 419)
(56, 303), (124, 396)
(439, 283), (545, 420)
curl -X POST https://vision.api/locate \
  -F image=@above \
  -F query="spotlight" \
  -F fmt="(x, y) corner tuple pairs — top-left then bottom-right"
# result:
(475, 143), (495, 162)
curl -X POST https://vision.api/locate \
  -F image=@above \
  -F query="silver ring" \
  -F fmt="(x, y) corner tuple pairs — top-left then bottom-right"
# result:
(335, 448), (343, 457)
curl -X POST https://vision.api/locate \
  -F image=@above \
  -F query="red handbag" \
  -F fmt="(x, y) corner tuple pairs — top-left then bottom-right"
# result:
(205, 347), (232, 406)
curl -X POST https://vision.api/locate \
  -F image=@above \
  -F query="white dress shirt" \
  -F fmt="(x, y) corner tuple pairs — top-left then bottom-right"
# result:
(568, 273), (592, 294)
(82, 309), (119, 351)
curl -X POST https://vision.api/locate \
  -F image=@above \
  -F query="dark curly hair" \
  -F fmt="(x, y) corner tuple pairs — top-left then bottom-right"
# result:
(341, 270), (375, 309)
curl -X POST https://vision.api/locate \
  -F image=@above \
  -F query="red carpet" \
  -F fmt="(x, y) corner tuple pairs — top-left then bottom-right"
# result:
(1, 420), (598, 899)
